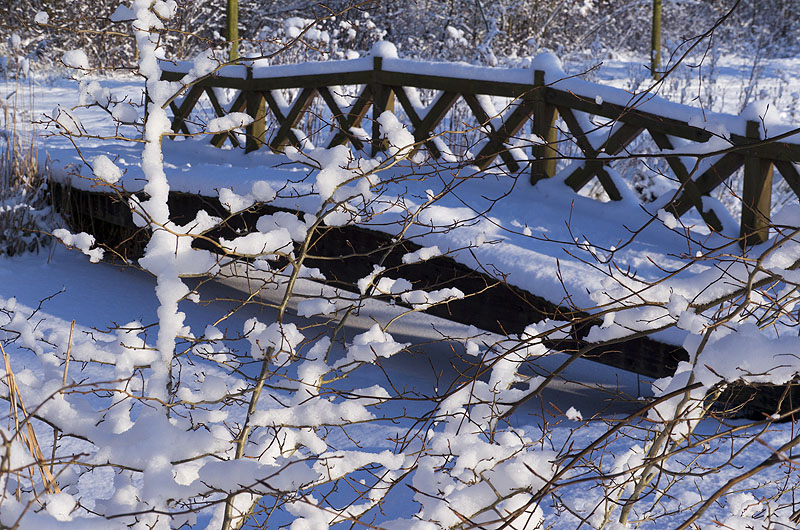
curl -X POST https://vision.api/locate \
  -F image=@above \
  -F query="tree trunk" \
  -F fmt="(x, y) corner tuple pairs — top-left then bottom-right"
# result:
(227, 0), (239, 61)
(651, 0), (662, 79)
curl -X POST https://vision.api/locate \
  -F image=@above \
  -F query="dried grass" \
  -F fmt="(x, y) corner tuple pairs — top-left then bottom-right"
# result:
(0, 71), (55, 256)
(1, 342), (61, 497)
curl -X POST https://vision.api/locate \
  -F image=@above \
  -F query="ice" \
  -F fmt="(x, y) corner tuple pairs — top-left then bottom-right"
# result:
(34, 11), (49, 24)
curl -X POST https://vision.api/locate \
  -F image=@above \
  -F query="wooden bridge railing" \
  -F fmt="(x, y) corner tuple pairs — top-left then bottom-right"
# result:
(160, 55), (800, 248)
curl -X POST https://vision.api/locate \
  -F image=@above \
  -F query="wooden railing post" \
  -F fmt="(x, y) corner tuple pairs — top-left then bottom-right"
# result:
(371, 56), (394, 156)
(245, 64), (266, 153)
(740, 120), (774, 247)
(531, 69), (558, 184)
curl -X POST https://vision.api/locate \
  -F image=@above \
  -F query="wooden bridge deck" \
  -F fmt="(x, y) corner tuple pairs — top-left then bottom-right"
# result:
(53, 180), (688, 380)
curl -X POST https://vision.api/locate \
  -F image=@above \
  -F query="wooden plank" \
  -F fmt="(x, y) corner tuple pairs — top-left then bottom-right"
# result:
(204, 87), (228, 118)
(372, 70), (533, 98)
(531, 70), (558, 183)
(393, 86), (448, 159)
(604, 123), (644, 155)
(599, 170), (622, 201)
(414, 91), (459, 145)
(245, 91), (267, 153)
(371, 58), (396, 156)
(671, 153), (745, 216)
(558, 107), (621, 200)
(392, 86), (423, 125)
(325, 85), (373, 150)
(268, 87), (316, 151)
(557, 106), (596, 155)
(262, 91), (303, 150)
(162, 70), (374, 91)
(649, 129), (723, 232)
(545, 88), (713, 144)
(462, 93), (520, 172)
(317, 86), (365, 151)
(690, 153), (747, 196)
(474, 99), (535, 168)
(160, 67), (800, 163)
(210, 90), (246, 148)
(740, 121), (774, 247)
(462, 95), (491, 126)
(564, 122), (643, 191)
(774, 160), (800, 199)
(169, 102), (190, 135)
(164, 68), (532, 97)
(728, 134), (800, 163)
(170, 85), (204, 136)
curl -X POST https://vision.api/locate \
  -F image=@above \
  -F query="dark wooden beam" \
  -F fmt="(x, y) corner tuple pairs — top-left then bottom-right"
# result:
(268, 87), (316, 151)
(740, 120), (774, 247)
(209, 90), (246, 148)
(649, 129), (723, 232)
(462, 93), (520, 172)
(325, 85), (373, 150)
(531, 70), (559, 183)
(169, 85), (204, 136)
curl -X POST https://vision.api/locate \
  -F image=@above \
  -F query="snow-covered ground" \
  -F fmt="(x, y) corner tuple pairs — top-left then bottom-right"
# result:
(2, 49), (800, 528)
(1, 247), (796, 528)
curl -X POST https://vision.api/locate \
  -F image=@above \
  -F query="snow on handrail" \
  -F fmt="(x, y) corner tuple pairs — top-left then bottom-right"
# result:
(159, 54), (799, 144)
(159, 51), (800, 247)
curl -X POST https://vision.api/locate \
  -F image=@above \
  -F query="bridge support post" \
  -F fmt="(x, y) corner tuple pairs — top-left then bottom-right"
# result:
(531, 70), (558, 184)
(740, 120), (774, 248)
(245, 65), (266, 153)
(371, 56), (395, 157)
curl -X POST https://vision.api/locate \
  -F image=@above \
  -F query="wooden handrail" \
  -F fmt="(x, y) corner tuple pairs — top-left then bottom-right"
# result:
(159, 57), (800, 248)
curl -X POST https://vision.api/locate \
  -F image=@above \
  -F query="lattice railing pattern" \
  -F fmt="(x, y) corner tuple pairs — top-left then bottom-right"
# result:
(160, 56), (800, 248)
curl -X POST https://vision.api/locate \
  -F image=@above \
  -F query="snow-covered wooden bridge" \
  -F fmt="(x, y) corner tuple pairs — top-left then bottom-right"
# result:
(54, 51), (800, 390)
(160, 50), (800, 247)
